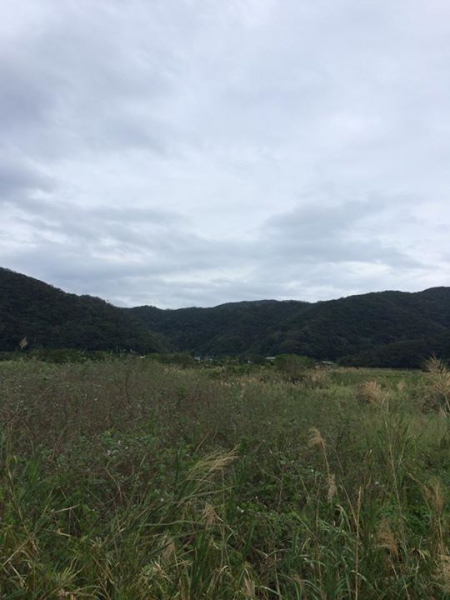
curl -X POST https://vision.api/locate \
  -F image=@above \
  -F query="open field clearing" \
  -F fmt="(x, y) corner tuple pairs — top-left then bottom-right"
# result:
(1, 358), (450, 598)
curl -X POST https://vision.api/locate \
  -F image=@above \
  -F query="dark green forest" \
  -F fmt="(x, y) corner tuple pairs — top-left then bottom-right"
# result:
(127, 288), (450, 367)
(0, 268), (165, 354)
(2, 266), (450, 367)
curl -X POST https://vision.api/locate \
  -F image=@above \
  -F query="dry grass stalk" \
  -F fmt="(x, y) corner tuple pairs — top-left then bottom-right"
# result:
(426, 356), (447, 375)
(423, 478), (446, 557)
(425, 479), (445, 517)
(161, 536), (176, 563)
(309, 427), (334, 495)
(187, 449), (237, 482)
(423, 357), (450, 413)
(437, 554), (450, 594)
(308, 427), (326, 450)
(243, 574), (256, 598)
(358, 380), (387, 406)
(396, 380), (406, 392)
(327, 473), (337, 503)
(202, 502), (222, 528)
(377, 520), (399, 560)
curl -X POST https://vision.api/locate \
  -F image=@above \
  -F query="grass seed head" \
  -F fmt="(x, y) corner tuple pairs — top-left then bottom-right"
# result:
(202, 502), (222, 527)
(437, 554), (450, 593)
(424, 479), (445, 517)
(308, 427), (325, 449)
(358, 380), (387, 406)
(377, 520), (399, 560)
(327, 473), (337, 502)
(423, 357), (450, 412)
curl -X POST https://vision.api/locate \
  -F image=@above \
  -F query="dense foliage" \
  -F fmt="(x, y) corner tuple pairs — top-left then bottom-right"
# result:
(0, 267), (166, 353)
(128, 289), (450, 366)
(2, 266), (450, 366)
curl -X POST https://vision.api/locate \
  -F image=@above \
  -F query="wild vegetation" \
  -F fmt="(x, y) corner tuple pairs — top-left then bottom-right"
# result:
(2, 356), (450, 598)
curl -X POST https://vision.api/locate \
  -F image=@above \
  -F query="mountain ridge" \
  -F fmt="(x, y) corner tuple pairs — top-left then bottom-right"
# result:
(126, 287), (450, 366)
(2, 266), (450, 367)
(0, 267), (166, 353)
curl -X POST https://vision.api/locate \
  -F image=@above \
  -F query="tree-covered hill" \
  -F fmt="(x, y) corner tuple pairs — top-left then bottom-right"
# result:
(127, 288), (450, 365)
(3, 266), (450, 365)
(128, 300), (311, 356)
(0, 267), (165, 352)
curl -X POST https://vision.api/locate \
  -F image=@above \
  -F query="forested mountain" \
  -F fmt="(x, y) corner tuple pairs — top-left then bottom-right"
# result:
(128, 288), (450, 367)
(0, 268), (165, 352)
(2, 266), (450, 366)
(129, 300), (311, 356)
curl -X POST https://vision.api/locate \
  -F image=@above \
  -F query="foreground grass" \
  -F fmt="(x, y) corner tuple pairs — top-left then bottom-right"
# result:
(1, 358), (450, 598)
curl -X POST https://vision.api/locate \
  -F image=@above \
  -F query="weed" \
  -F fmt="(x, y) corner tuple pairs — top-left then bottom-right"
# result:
(0, 359), (448, 597)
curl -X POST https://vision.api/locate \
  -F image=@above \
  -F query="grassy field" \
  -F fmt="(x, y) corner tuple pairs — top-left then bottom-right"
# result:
(1, 357), (450, 598)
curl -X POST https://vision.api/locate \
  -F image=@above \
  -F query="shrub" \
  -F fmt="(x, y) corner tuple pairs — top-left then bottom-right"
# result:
(274, 354), (314, 382)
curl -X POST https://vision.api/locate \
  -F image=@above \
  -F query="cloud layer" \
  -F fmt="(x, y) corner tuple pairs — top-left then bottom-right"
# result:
(1, 0), (449, 307)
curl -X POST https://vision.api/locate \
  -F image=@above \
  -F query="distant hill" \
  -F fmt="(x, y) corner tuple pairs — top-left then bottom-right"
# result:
(2, 266), (450, 366)
(127, 300), (311, 356)
(127, 288), (450, 367)
(0, 268), (165, 353)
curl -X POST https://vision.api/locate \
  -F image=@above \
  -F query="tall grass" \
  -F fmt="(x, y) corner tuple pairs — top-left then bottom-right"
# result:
(1, 358), (450, 597)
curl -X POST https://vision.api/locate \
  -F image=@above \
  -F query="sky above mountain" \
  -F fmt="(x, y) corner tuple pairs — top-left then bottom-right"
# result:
(1, 0), (449, 308)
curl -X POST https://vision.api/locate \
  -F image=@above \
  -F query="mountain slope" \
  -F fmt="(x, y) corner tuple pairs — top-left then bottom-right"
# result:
(128, 288), (450, 363)
(3, 266), (450, 366)
(0, 268), (165, 352)
(128, 300), (311, 356)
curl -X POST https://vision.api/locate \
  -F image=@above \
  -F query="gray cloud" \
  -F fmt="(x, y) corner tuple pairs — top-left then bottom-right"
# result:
(261, 198), (419, 266)
(1, 0), (449, 307)
(0, 159), (53, 200)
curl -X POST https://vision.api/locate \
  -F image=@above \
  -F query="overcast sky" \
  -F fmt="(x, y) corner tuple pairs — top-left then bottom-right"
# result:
(1, 0), (449, 308)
